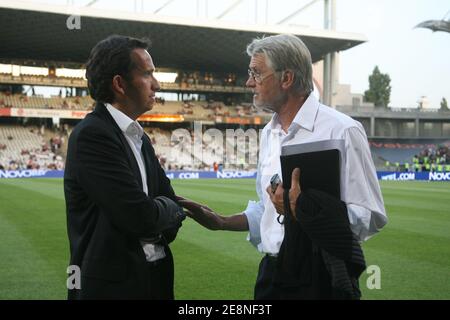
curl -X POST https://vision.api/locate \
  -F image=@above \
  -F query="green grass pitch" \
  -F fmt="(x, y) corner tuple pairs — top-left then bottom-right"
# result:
(0, 178), (449, 299)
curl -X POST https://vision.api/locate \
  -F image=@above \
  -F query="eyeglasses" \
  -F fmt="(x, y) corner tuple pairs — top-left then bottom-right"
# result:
(247, 68), (276, 84)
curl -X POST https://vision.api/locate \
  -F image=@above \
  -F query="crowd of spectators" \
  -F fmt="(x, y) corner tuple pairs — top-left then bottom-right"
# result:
(384, 143), (450, 172)
(411, 144), (450, 171)
(0, 91), (95, 110)
(1, 145), (65, 171)
(176, 71), (240, 87)
(0, 126), (66, 171)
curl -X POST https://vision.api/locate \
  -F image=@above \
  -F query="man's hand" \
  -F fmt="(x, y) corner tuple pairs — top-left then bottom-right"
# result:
(266, 168), (302, 218)
(177, 197), (223, 230)
(266, 180), (284, 215)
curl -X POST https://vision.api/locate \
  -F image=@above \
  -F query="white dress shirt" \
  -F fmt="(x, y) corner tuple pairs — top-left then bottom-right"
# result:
(106, 104), (166, 262)
(244, 94), (388, 255)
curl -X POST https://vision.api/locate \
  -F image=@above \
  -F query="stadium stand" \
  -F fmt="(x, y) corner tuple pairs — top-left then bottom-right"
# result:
(1, 87), (267, 172)
(146, 126), (258, 171)
(2, 86), (450, 173)
(370, 140), (450, 171)
(0, 125), (65, 170)
(0, 92), (95, 110)
(0, 4), (448, 175)
(0, 92), (270, 118)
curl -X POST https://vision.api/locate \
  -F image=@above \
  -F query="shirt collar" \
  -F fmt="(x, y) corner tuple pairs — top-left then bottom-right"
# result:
(105, 103), (144, 139)
(268, 94), (319, 134)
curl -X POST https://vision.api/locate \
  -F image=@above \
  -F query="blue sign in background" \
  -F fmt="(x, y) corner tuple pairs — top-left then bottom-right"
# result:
(0, 169), (64, 179)
(1, 170), (449, 181)
(377, 171), (450, 181)
(164, 171), (257, 180)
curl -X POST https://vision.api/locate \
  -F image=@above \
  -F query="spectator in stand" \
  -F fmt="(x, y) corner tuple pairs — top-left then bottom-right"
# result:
(47, 163), (57, 170)
(404, 162), (410, 172)
(8, 160), (18, 170)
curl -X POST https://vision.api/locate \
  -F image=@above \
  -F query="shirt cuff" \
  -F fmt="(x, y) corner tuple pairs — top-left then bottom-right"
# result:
(243, 200), (262, 248)
(347, 203), (372, 242)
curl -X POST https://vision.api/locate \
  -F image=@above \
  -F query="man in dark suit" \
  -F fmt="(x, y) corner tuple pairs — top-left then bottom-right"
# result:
(64, 35), (185, 300)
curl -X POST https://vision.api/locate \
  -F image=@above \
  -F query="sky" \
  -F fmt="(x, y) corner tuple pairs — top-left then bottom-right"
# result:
(337, 0), (450, 109)
(10, 0), (450, 108)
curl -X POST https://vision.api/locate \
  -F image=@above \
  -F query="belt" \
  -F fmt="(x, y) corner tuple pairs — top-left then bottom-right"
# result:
(141, 234), (163, 244)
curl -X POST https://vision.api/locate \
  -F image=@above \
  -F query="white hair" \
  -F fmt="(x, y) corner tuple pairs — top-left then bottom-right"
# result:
(246, 34), (314, 95)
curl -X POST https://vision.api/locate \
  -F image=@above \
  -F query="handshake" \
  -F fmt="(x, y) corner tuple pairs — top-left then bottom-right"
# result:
(176, 195), (224, 231)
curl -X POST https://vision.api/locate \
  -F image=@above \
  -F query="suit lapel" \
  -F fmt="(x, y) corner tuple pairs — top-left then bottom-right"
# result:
(94, 102), (143, 190)
(118, 132), (144, 191)
(141, 133), (155, 197)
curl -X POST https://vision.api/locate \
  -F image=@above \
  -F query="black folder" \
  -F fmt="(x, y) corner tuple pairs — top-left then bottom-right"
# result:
(280, 146), (341, 199)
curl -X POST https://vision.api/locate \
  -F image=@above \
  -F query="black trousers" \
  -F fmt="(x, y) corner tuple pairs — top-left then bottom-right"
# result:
(254, 255), (281, 300)
(146, 248), (174, 300)
(73, 247), (174, 300)
(254, 254), (336, 300)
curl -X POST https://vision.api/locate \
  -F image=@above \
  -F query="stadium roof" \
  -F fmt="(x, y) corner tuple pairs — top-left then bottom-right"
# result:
(415, 19), (450, 33)
(0, 0), (367, 75)
(415, 10), (450, 34)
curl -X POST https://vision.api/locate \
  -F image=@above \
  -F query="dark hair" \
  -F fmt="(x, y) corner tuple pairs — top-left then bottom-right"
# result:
(85, 35), (151, 103)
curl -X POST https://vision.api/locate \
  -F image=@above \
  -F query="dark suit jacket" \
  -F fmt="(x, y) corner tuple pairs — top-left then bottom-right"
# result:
(274, 189), (366, 300)
(64, 102), (184, 300)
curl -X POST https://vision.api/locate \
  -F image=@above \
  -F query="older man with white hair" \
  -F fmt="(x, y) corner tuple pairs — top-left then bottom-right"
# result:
(179, 34), (387, 300)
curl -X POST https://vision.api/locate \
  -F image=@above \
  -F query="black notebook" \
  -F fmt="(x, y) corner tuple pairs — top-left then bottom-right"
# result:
(280, 140), (344, 199)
